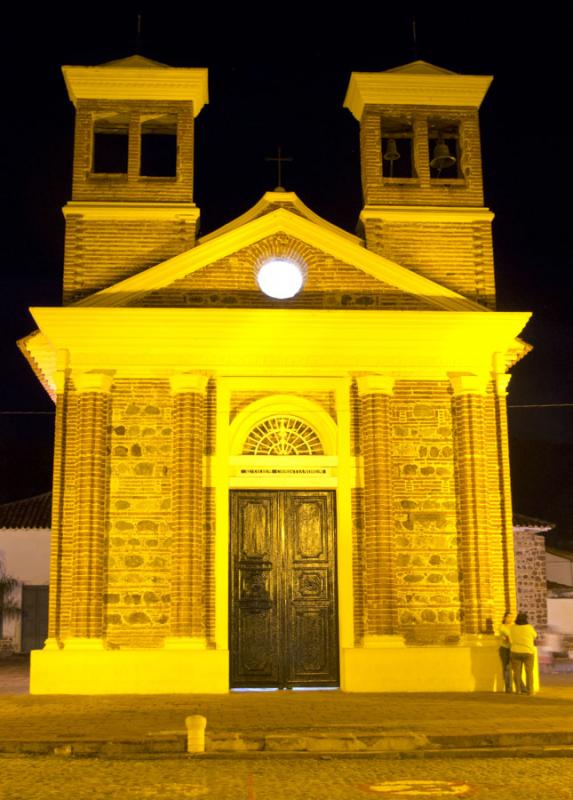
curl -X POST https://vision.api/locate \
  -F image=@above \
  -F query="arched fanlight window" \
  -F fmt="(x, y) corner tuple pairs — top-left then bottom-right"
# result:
(242, 416), (324, 456)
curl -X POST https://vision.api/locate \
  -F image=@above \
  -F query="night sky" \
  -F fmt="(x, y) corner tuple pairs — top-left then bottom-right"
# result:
(1, 8), (572, 547)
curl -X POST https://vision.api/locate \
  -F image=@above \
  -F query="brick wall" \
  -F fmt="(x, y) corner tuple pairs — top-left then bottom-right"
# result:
(63, 97), (198, 303)
(362, 219), (496, 308)
(71, 101), (194, 204)
(351, 487), (365, 644)
(360, 106), (484, 207)
(64, 216), (198, 303)
(50, 386), (79, 641)
(357, 103), (496, 308)
(139, 234), (433, 310)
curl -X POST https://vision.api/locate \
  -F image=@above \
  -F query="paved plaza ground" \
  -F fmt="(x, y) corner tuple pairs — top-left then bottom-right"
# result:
(0, 655), (572, 748)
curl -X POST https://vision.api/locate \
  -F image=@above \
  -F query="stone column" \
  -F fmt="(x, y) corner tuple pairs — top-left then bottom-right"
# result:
(356, 376), (399, 643)
(67, 372), (113, 648)
(450, 374), (493, 635)
(166, 374), (208, 648)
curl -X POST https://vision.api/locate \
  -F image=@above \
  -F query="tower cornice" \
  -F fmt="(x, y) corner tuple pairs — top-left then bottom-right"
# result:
(62, 62), (209, 114)
(344, 70), (493, 121)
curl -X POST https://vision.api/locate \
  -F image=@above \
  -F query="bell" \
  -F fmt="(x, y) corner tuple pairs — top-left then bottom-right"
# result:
(430, 137), (456, 172)
(383, 138), (400, 162)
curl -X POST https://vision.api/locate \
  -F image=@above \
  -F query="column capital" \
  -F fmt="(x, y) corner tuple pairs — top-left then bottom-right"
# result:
(170, 373), (210, 395)
(54, 350), (70, 394)
(74, 372), (114, 394)
(448, 373), (489, 397)
(356, 375), (395, 397)
(493, 373), (512, 396)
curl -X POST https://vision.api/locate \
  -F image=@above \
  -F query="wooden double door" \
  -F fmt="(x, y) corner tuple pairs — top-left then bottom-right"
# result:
(230, 490), (339, 689)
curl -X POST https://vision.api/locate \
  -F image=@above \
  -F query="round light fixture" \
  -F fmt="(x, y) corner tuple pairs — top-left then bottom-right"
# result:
(256, 258), (305, 299)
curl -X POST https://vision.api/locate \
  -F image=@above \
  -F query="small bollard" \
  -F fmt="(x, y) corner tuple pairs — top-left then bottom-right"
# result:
(185, 714), (207, 753)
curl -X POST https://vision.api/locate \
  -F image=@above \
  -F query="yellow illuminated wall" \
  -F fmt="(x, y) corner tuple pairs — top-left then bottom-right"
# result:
(20, 58), (532, 694)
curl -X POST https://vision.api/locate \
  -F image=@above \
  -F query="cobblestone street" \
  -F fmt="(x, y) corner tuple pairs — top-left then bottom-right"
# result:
(1, 755), (573, 799)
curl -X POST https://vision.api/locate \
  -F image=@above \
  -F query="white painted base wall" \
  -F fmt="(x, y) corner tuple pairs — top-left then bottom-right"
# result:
(547, 599), (573, 634)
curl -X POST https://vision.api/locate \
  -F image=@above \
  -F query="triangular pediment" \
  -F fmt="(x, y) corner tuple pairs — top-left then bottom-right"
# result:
(385, 60), (457, 76)
(98, 55), (171, 69)
(73, 205), (484, 312)
(199, 191), (361, 247)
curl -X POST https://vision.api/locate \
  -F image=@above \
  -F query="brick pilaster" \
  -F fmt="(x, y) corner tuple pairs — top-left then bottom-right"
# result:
(45, 353), (68, 646)
(168, 374), (208, 643)
(493, 371), (517, 614)
(450, 375), (492, 634)
(69, 372), (112, 644)
(356, 375), (395, 637)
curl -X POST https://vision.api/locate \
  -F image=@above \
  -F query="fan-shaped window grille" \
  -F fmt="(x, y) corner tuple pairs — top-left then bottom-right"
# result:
(242, 416), (324, 456)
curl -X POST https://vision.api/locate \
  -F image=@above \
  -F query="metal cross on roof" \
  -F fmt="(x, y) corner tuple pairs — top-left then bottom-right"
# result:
(265, 146), (293, 192)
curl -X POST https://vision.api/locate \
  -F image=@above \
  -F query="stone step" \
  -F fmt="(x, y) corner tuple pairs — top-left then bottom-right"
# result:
(1, 728), (573, 757)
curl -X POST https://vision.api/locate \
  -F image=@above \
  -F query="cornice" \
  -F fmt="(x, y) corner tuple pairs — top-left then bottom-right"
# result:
(26, 308), (531, 396)
(74, 372), (114, 394)
(62, 65), (209, 115)
(356, 375), (395, 396)
(169, 373), (210, 395)
(361, 206), (494, 224)
(344, 72), (493, 121)
(63, 202), (200, 221)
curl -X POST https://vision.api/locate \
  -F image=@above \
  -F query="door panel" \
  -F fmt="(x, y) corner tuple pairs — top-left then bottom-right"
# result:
(231, 493), (279, 686)
(230, 490), (338, 689)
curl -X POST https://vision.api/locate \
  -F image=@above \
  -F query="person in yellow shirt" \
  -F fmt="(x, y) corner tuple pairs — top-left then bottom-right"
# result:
(509, 611), (538, 695)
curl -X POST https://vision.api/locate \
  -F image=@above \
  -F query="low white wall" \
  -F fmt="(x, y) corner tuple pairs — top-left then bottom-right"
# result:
(546, 553), (573, 586)
(0, 529), (50, 583)
(0, 528), (50, 650)
(547, 598), (573, 634)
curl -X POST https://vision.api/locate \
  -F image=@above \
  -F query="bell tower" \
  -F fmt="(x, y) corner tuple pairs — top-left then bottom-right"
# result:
(344, 61), (496, 308)
(61, 56), (208, 303)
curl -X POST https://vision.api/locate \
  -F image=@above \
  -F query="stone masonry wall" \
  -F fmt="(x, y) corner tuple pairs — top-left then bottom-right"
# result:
(351, 380), (461, 644)
(105, 380), (174, 648)
(390, 381), (460, 643)
(514, 530), (548, 630)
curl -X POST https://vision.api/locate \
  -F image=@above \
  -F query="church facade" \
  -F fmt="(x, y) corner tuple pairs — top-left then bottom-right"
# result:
(20, 57), (531, 693)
